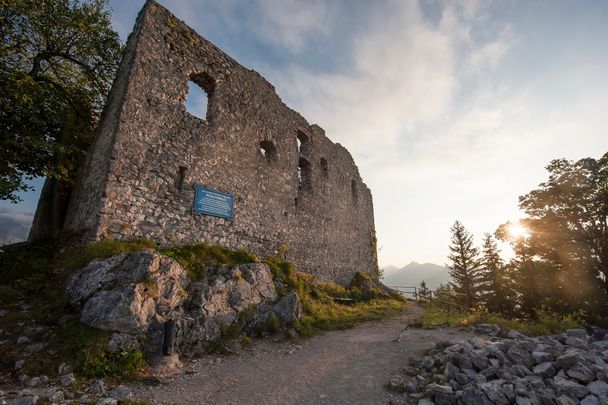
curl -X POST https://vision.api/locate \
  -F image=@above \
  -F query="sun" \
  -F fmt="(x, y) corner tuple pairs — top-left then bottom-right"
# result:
(507, 222), (530, 239)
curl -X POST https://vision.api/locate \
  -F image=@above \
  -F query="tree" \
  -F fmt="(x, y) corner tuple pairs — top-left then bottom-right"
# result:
(0, 0), (122, 202)
(479, 233), (514, 315)
(518, 154), (608, 316)
(418, 280), (428, 300)
(446, 221), (482, 308)
(495, 153), (608, 318)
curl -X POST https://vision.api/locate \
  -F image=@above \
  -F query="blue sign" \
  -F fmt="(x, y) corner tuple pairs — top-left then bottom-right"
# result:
(192, 184), (234, 220)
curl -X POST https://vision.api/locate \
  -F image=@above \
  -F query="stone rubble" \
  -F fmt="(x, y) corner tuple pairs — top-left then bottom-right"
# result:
(387, 326), (608, 405)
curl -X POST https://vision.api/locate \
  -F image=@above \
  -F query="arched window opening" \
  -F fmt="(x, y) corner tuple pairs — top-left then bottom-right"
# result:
(296, 130), (310, 155)
(186, 72), (215, 121)
(298, 158), (311, 192)
(259, 140), (276, 162)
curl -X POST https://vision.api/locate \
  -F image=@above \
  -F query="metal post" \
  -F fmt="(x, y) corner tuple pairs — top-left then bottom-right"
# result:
(162, 320), (176, 356)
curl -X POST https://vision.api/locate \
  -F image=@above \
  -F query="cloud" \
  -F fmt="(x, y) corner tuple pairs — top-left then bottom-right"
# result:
(0, 206), (34, 226)
(255, 0), (332, 51)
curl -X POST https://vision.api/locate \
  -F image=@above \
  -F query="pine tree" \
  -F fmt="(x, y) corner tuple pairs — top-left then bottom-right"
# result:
(479, 233), (514, 314)
(446, 221), (482, 308)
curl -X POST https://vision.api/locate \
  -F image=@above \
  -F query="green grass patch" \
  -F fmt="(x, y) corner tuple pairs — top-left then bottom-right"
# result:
(265, 257), (407, 337)
(60, 321), (146, 379)
(62, 238), (156, 272)
(162, 243), (258, 281)
(420, 306), (582, 336)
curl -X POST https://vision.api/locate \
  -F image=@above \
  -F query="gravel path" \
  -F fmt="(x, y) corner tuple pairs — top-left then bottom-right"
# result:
(131, 304), (473, 404)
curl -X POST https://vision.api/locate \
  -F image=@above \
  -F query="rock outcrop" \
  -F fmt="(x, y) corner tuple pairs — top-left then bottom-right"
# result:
(66, 251), (302, 356)
(67, 249), (188, 334)
(388, 326), (608, 404)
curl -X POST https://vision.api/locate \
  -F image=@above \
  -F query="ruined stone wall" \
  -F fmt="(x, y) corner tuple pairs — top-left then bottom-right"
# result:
(63, 0), (376, 284)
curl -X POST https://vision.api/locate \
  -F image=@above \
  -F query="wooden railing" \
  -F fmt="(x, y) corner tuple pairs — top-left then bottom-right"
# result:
(388, 286), (468, 314)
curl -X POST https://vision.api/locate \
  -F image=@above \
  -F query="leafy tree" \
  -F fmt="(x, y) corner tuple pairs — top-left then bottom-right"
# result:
(0, 0), (122, 202)
(479, 233), (514, 315)
(497, 152), (608, 318)
(446, 221), (482, 308)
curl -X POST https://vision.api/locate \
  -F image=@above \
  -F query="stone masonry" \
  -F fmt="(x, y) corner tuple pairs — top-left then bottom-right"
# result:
(54, 0), (376, 284)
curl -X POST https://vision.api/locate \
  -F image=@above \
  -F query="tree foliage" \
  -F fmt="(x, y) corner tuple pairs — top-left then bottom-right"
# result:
(478, 233), (514, 315)
(0, 0), (122, 202)
(495, 152), (608, 320)
(446, 221), (482, 308)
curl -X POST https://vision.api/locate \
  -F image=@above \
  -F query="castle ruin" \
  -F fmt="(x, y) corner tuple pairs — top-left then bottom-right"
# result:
(54, 0), (376, 284)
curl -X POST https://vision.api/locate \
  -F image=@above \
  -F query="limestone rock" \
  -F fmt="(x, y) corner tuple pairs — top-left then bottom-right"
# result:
(533, 362), (557, 378)
(271, 290), (303, 325)
(81, 284), (156, 334)
(70, 250), (188, 334)
(107, 385), (131, 400)
(65, 253), (128, 304)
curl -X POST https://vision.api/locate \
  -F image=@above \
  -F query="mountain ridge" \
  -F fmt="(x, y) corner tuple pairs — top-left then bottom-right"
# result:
(381, 261), (450, 290)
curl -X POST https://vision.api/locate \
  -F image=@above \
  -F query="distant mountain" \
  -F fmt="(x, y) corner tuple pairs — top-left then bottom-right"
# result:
(382, 265), (401, 277)
(0, 207), (34, 246)
(381, 261), (450, 290)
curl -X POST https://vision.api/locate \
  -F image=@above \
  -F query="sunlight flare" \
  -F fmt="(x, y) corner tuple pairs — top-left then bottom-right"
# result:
(507, 222), (529, 239)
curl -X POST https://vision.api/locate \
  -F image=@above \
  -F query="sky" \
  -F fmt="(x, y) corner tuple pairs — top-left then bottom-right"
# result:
(3, 0), (607, 268)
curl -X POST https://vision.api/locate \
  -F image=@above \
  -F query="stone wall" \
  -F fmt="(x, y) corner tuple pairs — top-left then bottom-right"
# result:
(60, 0), (376, 284)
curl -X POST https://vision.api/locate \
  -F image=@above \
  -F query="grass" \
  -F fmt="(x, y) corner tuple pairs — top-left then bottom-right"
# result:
(0, 237), (156, 379)
(60, 321), (146, 379)
(419, 305), (582, 336)
(265, 256), (407, 337)
(162, 243), (258, 281)
(0, 236), (406, 379)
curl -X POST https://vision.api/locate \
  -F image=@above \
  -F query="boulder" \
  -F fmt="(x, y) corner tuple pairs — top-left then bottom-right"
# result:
(69, 250), (188, 333)
(66, 253), (128, 304)
(271, 290), (303, 325)
(81, 284), (156, 334)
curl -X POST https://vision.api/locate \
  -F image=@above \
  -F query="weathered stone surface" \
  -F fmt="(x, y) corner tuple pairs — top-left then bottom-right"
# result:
(55, 0), (377, 286)
(556, 352), (585, 370)
(69, 250), (188, 334)
(587, 380), (608, 396)
(532, 351), (553, 364)
(176, 262), (279, 353)
(554, 376), (590, 398)
(389, 325), (608, 404)
(81, 284), (156, 334)
(66, 253), (128, 304)
(567, 362), (595, 383)
(107, 385), (131, 400)
(426, 383), (453, 395)
(580, 395), (600, 405)
(556, 394), (576, 405)
(533, 362), (557, 378)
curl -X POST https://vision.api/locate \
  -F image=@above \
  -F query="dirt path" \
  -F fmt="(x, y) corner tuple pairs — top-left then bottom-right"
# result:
(131, 304), (472, 404)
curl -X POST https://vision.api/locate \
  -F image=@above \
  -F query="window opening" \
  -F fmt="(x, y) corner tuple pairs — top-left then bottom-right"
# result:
(351, 179), (358, 203)
(296, 130), (310, 155)
(320, 157), (328, 176)
(176, 166), (188, 191)
(186, 73), (215, 121)
(298, 158), (311, 192)
(259, 140), (276, 162)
